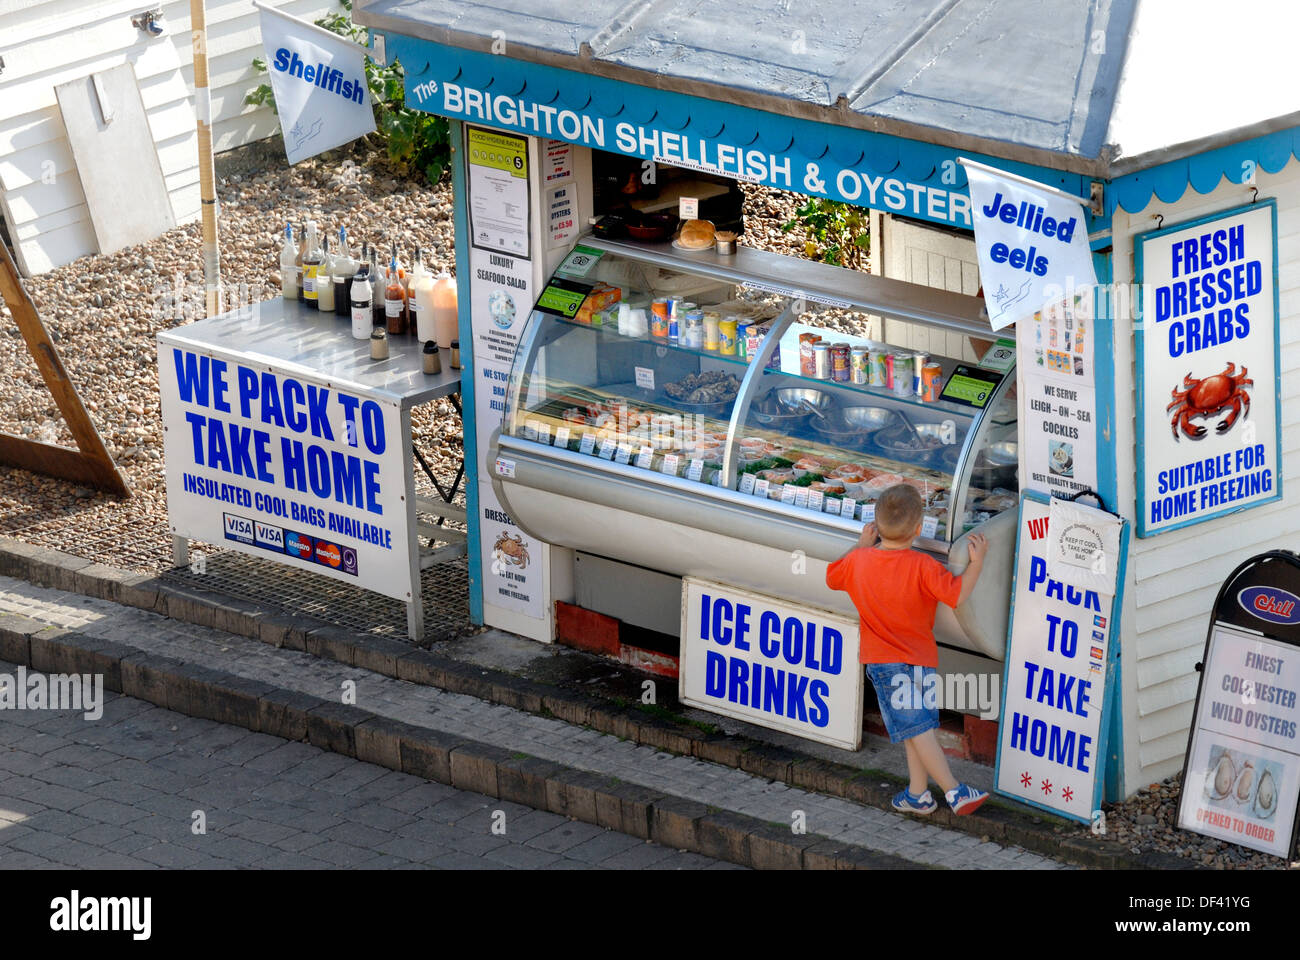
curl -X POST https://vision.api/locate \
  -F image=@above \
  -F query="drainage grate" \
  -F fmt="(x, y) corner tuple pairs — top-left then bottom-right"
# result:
(162, 550), (473, 645)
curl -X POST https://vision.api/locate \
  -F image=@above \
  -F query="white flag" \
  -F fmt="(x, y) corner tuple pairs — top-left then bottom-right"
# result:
(257, 3), (375, 164)
(962, 160), (1097, 331)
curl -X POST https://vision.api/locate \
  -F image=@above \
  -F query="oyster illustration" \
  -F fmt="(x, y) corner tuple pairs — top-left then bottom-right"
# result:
(1254, 768), (1276, 818)
(1235, 761), (1255, 803)
(1210, 752), (1235, 800)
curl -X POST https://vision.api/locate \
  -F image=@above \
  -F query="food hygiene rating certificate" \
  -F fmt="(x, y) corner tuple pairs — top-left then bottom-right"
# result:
(467, 126), (530, 259)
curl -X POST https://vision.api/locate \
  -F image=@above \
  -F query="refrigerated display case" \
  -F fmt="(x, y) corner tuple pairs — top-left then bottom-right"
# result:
(487, 236), (1020, 658)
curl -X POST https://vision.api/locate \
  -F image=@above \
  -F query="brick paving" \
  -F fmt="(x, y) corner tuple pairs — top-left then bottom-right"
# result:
(0, 662), (736, 870)
(0, 576), (1072, 869)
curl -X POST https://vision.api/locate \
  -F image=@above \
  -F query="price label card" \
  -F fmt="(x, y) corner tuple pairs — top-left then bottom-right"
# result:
(841, 497), (857, 518)
(861, 502), (876, 522)
(634, 366), (655, 390)
(536, 423), (551, 446)
(661, 454), (680, 476)
(635, 446), (654, 469)
(580, 433), (596, 455)
(824, 498), (841, 515)
(922, 515), (939, 539)
(807, 490), (824, 512)
(794, 488), (809, 509)
(679, 196), (699, 220)
(615, 443), (633, 465)
(738, 473), (756, 495)
(523, 420), (540, 441)
(554, 426), (571, 449)
(780, 485), (798, 505)
(687, 459), (704, 482)
(755, 478), (771, 498)
(598, 438), (617, 460)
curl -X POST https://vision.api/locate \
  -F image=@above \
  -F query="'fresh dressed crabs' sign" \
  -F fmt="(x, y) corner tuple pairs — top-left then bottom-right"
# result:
(1137, 202), (1281, 536)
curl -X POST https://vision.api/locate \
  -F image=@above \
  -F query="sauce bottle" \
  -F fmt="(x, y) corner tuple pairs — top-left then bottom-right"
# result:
(431, 270), (458, 349)
(294, 221), (307, 302)
(317, 236), (335, 312)
(385, 254), (407, 335)
(333, 226), (353, 317)
(351, 260), (373, 340)
(279, 223), (297, 300)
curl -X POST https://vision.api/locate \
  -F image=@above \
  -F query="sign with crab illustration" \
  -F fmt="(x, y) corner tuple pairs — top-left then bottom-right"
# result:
(1136, 201), (1281, 537)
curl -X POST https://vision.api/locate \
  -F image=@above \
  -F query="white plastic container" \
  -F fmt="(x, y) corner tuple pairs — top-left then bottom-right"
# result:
(431, 271), (458, 348)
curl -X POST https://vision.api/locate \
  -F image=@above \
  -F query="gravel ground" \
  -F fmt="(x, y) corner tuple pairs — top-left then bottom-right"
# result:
(1097, 772), (1296, 870)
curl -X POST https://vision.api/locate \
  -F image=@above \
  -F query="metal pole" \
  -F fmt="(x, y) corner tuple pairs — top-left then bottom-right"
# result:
(190, 0), (222, 316)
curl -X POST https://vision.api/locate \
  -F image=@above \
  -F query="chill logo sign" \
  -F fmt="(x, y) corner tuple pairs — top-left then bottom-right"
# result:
(961, 158), (1097, 331)
(258, 2), (376, 164)
(1136, 201), (1281, 536)
(158, 344), (410, 601)
(995, 495), (1127, 824)
(679, 578), (862, 750)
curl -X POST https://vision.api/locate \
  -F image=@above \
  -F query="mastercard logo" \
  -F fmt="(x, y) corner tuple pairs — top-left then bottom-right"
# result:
(315, 540), (341, 567)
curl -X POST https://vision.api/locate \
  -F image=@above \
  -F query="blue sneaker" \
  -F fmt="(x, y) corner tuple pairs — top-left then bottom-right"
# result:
(891, 787), (937, 815)
(945, 783), (989, 815)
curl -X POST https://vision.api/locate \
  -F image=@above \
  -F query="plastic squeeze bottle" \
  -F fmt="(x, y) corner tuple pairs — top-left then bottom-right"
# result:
(431, 270), (458, 349)
(280, 224), (297, 300)
(412, 248), (436, 342)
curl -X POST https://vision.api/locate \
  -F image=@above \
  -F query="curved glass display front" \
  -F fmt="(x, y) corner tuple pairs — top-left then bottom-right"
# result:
(502, 239), (1017, 547)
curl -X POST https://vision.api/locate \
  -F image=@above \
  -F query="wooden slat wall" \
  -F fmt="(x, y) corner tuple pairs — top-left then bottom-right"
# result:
(879, 214), (982, 361)
(0, 0), (339, 274)
(1110, 159), (1300, 789)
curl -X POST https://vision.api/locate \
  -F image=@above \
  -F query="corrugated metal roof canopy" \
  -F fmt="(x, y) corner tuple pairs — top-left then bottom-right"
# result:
(356, 0), (1134, 174)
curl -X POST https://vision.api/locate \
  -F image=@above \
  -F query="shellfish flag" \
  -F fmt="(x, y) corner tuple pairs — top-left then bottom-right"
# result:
(255, 1), (375, 164)
(960, 158), (1097, 331)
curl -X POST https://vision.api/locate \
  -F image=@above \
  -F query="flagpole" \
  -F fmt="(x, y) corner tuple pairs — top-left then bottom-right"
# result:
(191, 0), (222, 317)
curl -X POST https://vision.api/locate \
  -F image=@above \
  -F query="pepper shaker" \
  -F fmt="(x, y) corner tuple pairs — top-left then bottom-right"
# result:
(422, 340), (442, 374)
(449, 339), (461, 370)
(370, 327), (389, 360)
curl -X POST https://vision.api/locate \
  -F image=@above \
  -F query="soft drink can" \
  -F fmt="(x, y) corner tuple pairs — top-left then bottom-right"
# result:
(668, 318), (680, 345)
(882, 352), (895, 389)
(736, 322), (750, 361)
(850, 348), (869, 384)
(912, 352), (926, 396)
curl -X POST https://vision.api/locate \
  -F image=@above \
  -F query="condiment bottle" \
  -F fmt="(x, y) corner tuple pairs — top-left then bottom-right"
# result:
(370, 327), (389, 360)
(279, 223), (297, 300)
(431, 270), (458, 348)
(294, 221), (307, 302)
(333, 226), (353, 317)
(350, 260), (372, 340)
(422, 340), (441, 374)
(411, 246), (435, 342)
(384, 254), (407, 335)
(302, 220), (323, 305)
(317, 236), (335, 312)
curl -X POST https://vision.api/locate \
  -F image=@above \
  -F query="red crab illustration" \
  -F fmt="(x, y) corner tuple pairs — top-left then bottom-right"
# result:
(1166, 362), (1253, 441)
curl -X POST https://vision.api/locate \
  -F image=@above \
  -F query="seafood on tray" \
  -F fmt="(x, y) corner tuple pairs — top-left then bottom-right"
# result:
(663, 370), (742, 405)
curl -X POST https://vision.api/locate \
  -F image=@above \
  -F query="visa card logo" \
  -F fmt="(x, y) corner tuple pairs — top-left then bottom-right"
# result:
(223, 512), (254, 545)
(255, 522), (284, 551)
(1239, 586), (1300, 624)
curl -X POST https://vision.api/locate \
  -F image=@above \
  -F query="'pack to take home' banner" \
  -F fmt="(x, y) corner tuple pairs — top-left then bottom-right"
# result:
(257, 2), (375, 164)
(961, 159), (1097, 331)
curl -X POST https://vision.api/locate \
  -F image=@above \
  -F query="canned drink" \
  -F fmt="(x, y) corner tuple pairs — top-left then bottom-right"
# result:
(668, 318), (680, 345)
(651, 298), (671, 339)
(683, 309), (704, 349)
(893, 354), (913, 398)
(912, 352), (926, 396)
(869, 350), (887, 387)
(718, 317), (738, 355)
(799, 334), (821, 377)
(813, 342), (831, 380)
(746, 324), (766, 361)
(703, 311), (721, 351)
(882, 352), (895, 389)
(830, 343), (851, 382)
(922, 362), (943, 402)
(736, 322), (750, 361)
(850, 347), (869, 385)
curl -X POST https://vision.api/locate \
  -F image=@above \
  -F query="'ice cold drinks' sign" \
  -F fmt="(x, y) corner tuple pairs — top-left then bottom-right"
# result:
(679, 578), (863, 750)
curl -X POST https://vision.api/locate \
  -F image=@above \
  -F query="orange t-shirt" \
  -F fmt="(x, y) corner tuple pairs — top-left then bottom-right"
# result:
(825, 547), (962, 667)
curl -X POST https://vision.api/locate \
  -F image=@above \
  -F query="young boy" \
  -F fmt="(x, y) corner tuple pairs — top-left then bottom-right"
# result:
(826, 483), (990, 815)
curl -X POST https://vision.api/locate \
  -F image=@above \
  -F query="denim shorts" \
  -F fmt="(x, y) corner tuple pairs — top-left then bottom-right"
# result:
(865, 662), (940, 743)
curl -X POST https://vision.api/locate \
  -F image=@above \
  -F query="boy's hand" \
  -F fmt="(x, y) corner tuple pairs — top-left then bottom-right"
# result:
(966, 533), (988, 563)
(858, 522), (879, 548)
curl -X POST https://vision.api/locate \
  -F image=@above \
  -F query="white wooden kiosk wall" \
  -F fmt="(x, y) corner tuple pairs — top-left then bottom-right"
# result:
(1110, 160), (1300, 788)
(0, 0), (336, 275)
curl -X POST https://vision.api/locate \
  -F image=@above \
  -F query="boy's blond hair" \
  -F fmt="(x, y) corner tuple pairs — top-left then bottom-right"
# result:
(874, 484), (923, 540)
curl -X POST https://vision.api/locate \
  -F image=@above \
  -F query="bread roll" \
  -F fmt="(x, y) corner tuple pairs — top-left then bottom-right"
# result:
(678, 219), (715, 249)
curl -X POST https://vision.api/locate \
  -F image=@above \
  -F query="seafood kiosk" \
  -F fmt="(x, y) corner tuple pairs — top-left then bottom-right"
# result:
(359, 0), (1300, 807)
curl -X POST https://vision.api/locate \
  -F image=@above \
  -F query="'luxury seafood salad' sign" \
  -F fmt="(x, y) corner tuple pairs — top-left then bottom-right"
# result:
(1176, 625), (1300, 858)
(1135, 201), (1281, 537)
